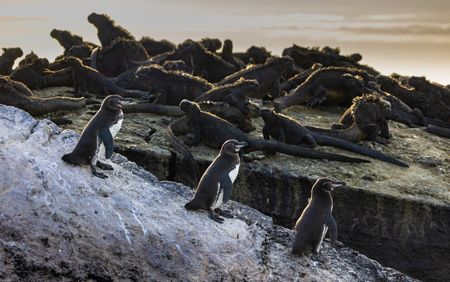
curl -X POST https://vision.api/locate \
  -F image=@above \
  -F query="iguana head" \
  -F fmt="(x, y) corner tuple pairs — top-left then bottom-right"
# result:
(2, 47), (23, 59)
(179, 99), (201, 115)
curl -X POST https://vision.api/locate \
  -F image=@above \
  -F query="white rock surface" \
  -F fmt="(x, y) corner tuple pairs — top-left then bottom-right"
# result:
(0, 104), (416, 281)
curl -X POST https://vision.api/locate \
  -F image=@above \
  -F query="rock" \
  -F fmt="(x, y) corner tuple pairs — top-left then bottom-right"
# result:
(0, 104), (416, 281)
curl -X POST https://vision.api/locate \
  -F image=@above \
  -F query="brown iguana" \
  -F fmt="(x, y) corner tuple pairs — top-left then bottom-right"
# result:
(0, 48), (23, 75)
(218, 56), (293, 99)
(0, 76), (85, 115)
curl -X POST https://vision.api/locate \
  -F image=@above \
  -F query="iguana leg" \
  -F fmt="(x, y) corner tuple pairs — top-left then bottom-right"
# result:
(307, 87), (328, 106)
(304, 134), (317, 148)
(379, 119), (391, 139)
(269, 80), (281, 100)
(153, 92), (167, 104)
(330, 123), (346, 130)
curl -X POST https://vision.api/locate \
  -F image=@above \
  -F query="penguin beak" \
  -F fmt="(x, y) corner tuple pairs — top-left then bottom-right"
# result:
(234, 142), (247, 152)
(329, 180), (346, 190)
(119, 97), (133, 103)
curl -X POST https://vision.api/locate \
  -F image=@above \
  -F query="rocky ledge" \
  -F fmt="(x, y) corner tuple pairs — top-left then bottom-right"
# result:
(0, 104), (417, 281)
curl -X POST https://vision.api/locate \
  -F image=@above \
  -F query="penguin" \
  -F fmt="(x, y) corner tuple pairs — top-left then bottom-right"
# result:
(185, 139), (247, 223)
(62, 95), (132, 178)
(292, 178), (346, 255)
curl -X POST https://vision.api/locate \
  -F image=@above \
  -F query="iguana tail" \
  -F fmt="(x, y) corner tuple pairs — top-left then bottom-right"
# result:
(426, 124), (450, 139)
(165, 121), (200, 186)
(123, 103), (184, 116)
(248, 139), (370, 163)
(313, 134), (409, 167)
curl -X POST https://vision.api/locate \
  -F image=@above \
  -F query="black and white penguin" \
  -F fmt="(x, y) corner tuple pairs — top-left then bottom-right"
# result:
(62, 95), (131, 178)
(292, 178), (346, 254)
(185, 139), (247, 223)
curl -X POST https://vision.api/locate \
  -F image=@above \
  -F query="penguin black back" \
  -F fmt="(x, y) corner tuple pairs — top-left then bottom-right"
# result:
(62, 95), (128, 166)
(292, 178), (346, 254)
(185, 139), (247, 223)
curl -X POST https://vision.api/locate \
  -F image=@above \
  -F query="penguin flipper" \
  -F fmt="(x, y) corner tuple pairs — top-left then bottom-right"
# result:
(219, 173), (233, 203)
(98, 126), (114, 159)
(325, 213), (337, 245)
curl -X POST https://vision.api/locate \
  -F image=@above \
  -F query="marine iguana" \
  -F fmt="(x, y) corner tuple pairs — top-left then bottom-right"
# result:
(260, 109), (409, 167)
(167, 100), (370, 164)
(282, 44), (379, 75)
(42, 68), (74, 88)
(273, 66), (374, 111)
(218, 56), (294, 99)
(0, 76), (85, 115)
(65, 56), (149, 99)
(305, 94), (392, 143)
(280, 63), (323, 93)
(220, 39), (246, 70)
(366, 81), (425, 127)
(87, 12), (135, 47)
(91, 38), (149, 77)
(276, 69), (426, 128)
(196, 78), (258, 106)
(376, 75), (450, 123)
(139, 36), (176, 57)
(199, 38), (222, 53)
(197, 101), (255, 133)
(135, 40), (237, 83)
(195, 78), (260, 131)
(0, 48), (23, 76)
(18, 51), (38, 66)
(408, 76), (450, 107)
(134, 65), (213, 105)
(9, 58), (50, 89)
(162, 60), (193, 74)
(50, 29), (98, 59)
(426, 124), (450, 139)
(234, 46), (271, 65)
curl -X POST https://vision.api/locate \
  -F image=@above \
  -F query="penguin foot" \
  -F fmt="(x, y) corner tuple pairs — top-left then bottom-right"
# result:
(215, 208), (234, 218)
(91, 165), (108, 179)
(96, 160), (114, 170)
(93, 171), (108, 179)
(208, 211), (224, 223)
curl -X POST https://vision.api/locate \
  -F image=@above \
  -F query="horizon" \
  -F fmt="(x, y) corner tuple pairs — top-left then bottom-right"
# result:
(1, 0), (449, 85)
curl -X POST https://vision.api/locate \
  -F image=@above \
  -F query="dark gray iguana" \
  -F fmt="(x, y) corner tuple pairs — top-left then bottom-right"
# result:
(274, 66), (374, 111)
(260, 109), (409, 167)
(87, 12), (135, 47)
(0, 76), (85, 115)
(134, 65), (213, 105)
(0, 47), (23, 75)
(218, 56), (294, 100)
(65, 56), (149, 99)
(166, 99), (370, 165)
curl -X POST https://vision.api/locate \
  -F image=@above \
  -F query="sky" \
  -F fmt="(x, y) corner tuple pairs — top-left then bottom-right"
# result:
(1, 0), (449, 84)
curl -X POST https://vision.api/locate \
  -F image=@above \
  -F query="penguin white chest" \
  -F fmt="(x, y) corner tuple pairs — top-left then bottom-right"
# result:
(109, 116), (123, 138)
(211, 164), (240, 210)
(228, 164), (240, 183)
(212, 185), (224, 210)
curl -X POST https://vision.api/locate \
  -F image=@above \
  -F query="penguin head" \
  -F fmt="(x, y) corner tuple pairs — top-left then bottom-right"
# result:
(102, 95), (132, 111)
(220, 139), (247, 155)
(312, 178), (346, 194)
